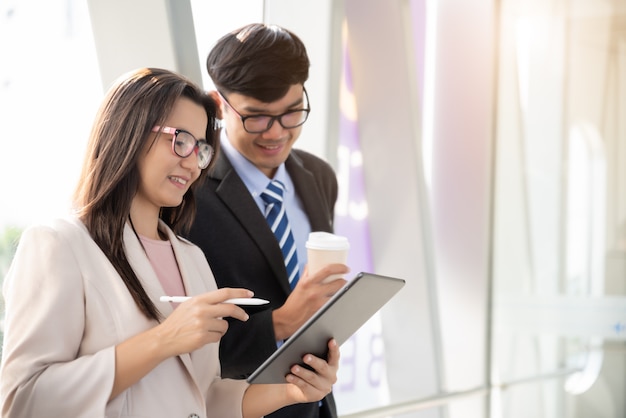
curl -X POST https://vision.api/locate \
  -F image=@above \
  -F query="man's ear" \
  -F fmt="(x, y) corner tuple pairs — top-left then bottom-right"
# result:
(208, 90), (223, 119)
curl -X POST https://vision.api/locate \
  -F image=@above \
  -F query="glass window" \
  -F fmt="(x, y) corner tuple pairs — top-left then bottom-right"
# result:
(491, 0), (626, 417)
(0, 0), (102, 338)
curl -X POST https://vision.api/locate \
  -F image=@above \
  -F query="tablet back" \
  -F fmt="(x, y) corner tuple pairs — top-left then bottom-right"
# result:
(247, 272), (406, 384)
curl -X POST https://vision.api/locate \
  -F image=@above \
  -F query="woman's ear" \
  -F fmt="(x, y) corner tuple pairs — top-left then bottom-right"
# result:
(208, 90), (223, 119)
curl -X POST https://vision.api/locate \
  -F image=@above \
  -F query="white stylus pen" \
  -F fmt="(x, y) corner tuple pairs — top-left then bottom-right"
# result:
(159, 296), (270, 305)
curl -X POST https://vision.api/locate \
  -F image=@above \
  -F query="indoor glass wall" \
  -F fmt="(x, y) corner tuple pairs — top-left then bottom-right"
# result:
(491, 0), (626, 417)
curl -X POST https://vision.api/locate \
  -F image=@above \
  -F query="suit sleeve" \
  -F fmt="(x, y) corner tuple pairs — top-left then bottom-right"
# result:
(1, 225), (115, 417)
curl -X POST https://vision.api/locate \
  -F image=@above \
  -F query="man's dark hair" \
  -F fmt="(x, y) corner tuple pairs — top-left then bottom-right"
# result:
(207, 23), (310, 102)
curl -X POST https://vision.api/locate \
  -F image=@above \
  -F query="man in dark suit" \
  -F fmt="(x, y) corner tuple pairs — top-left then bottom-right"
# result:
(186, 23), (349, 418)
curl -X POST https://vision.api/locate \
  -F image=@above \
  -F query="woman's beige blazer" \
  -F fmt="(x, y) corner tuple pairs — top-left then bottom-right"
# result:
(0, 217), (249, 418)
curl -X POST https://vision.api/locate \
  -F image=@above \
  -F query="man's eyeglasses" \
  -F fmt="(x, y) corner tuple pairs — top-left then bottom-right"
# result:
(151, 126), (214, 169)
(218, 88), (311, 134)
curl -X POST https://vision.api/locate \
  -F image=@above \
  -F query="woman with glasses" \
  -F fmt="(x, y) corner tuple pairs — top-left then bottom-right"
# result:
(0, 67), (339, 418)
(186, 23), (348, 418)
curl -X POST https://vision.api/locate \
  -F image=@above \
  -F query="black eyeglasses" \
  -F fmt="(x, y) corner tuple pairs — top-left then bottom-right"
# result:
(151, 126), (214, 169)
(218, 88), (311, 134)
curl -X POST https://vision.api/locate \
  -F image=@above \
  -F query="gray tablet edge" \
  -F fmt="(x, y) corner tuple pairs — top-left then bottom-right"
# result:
(246, 272), (406, 384)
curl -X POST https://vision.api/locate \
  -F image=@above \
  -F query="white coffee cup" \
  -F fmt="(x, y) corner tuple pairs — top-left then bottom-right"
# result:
(306, 232), (350, 283)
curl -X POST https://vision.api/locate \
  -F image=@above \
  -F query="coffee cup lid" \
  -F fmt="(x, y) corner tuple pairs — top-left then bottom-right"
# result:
(305, 232), (350, 250)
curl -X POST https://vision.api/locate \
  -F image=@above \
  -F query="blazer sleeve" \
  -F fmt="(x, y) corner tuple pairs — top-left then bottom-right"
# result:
(1, 224), (115, 418)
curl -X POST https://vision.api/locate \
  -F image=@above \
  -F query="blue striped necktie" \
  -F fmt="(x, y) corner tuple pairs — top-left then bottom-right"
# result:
(261, 180), (300, 289)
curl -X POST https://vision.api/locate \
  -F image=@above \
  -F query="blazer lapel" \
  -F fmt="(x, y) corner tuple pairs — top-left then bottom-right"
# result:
(123, 224), (170, 310)
(123, 223), (202, 391)
(164, 224), (210, 299)
(211, 156), (292, 295)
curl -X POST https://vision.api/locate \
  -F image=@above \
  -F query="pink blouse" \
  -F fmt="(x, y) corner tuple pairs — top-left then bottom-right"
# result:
(139, 235), (186, 300)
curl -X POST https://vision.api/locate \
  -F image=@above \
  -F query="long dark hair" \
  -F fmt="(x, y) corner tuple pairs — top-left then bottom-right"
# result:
(73, 68), (218, 320)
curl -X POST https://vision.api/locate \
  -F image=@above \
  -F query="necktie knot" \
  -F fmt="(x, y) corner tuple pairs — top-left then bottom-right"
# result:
(261, 180), (285, 206)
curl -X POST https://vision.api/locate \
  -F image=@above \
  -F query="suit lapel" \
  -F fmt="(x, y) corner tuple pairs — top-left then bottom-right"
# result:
(210, 151), (334, 294)
(212, 157), (292, 294)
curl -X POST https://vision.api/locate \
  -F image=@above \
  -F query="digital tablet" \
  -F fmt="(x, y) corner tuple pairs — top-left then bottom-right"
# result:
(247, 272), (406, 384)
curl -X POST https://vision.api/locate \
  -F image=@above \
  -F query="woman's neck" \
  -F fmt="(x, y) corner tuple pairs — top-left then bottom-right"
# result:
(129, 200), (162, 240)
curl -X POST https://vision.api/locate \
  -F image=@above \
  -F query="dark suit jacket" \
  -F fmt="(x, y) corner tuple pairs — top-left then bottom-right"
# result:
(186, 148), (339, 418)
